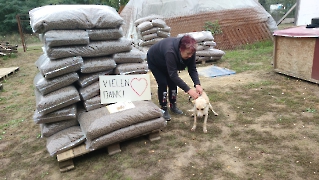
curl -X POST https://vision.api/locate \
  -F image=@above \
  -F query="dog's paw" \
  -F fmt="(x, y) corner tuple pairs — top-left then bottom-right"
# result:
(191, 126), (196, 131)
(203, 129), (207, 133)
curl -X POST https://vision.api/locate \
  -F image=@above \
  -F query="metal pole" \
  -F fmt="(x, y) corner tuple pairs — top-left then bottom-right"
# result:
(16, 14), (27, 52)
(276, 3), (297, 26)
(294, 0), (301, 26)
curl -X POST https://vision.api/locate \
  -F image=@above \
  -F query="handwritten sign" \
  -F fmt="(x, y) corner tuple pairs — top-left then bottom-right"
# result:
(99, 74), (151, 104)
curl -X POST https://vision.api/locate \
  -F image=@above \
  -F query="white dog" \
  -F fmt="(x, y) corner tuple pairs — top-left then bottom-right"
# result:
(189, 91), (218, 133)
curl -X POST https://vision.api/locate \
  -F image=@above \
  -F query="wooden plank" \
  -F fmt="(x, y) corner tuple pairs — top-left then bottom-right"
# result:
(195, 57), (222, 64)
(57, 144), (90, 172)
(57, 149), (75, 162)
(0, 67), (19, 81)
(0, 42), (18, 50)
(148, 130), (161, 141)
(73, 143), (90, 156)
(274, 69), (319, 84)
(0, 49), (18, 53)
(311, 38), (319, 80)
(59, 159), (74, 172)
(56, 144), (90, 162)
(107, 130), (161, 155)
(107, 143), (121, 155)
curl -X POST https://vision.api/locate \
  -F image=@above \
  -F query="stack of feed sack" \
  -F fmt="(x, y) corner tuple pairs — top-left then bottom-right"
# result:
(78, 101), (166, 151)
(33, 53), (84, 157)
(29, 4), (132, 156)
(30, 4), (163, 156)
(112, 47), (148, 75)
(177, 31), (225, 63)
(134, 14), (171, 52)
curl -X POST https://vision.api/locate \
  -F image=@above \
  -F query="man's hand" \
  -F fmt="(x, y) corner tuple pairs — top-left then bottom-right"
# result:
(187, 89), (199, 99)
(195, 85), (203, 95)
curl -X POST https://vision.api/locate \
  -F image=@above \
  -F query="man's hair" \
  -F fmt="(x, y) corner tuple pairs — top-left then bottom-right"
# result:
(180, 35), (197, 53)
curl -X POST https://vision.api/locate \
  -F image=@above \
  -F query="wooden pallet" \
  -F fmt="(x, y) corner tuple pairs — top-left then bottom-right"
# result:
(196, 57), (222, 65)
(0, 49), (18, 54)
(196, 60), (211, 65)
(0, 67), (19, 81)
(57, 129), (161, 172)
(0, 42), (18, 56)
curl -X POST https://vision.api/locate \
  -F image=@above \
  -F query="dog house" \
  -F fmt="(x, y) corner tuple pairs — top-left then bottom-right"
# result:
(273, 25), (319, 84)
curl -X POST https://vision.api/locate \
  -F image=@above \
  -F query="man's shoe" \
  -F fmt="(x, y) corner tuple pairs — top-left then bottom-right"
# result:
(170, 103), (183, 115)
(161, 106), (171, 121)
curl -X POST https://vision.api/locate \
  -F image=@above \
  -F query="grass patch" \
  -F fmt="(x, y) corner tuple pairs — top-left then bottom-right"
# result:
(2, 53), (18, 60)
(0, 118), (25, 130)
(0, 33), (41, 45)
(220, 40), (273, 73)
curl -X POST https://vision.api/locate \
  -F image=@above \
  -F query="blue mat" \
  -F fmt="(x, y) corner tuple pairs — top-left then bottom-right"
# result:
(198, 65), (236, 77)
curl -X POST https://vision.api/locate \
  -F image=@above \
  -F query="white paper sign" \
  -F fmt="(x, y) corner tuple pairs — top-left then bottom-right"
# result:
(99, 74), (151, 104)
(106, 101), (135, 114)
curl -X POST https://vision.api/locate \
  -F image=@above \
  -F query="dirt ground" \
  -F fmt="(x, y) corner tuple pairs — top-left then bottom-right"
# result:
(1, 41), (319, 180)
(150, 70), (264, 179)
